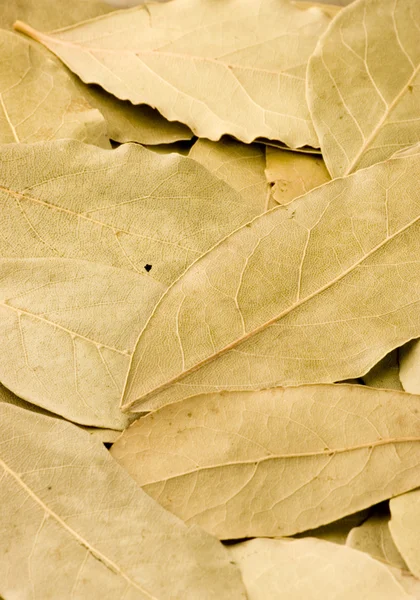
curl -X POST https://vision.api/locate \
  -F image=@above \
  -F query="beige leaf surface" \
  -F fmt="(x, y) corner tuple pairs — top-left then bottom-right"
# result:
(189, 138), (274, 212)
(362, 350), (403, 390)
(293, 509), (369, 545)
(307, 0), (420, 178)
(0, 0), (112, 30)
(0, 31), (109, 147)
(15, 0), (331, 147)
(0, 402), (246, 600)
(347, 507), (408, 570)
(294, 1), (342, 18)
(0, 140), (255, 286)
(390, 489), (420, 579)
(0, 257), (163, 428)
(121, 152), (420, 412)
(265, 146), (330, 204)
(399, 340), (420, 394)
(0, 140), (257, 425)
(111, 385), (420, 539)
(83, 85), (193, 145)
(229, 537), (413, 600)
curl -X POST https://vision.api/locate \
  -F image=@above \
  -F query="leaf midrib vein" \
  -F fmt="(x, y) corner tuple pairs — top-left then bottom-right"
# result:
(0, 455), (159, 599)
(127, 194), (420, 405)
(141, 437), (420, 486)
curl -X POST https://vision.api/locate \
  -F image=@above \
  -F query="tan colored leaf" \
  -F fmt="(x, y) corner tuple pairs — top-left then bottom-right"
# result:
(399, 340), (420, 394)
(260, 139), (322, 154)
(293, 510), (369, 545)
(362, 350), (403, 390)
(390, 489), (420, 579)
(347, 506), (408, 570)
(0, 31), (109, 147)
(265, 146), (330, 204)
(15, 0), (331, 147)
(294, 1), (342, 18)
(0, 140), (257, 426)
(0, 0), (112, 30)
(307, 0), (420, 178)
(0, 402), (246, 600)
(121, 152), (420, 412)
(83, 85), (193, 145)
(0, 257), (163, 428)
(229, 537), (413, 600)
(190, 139), (275, 212)
(111, 385), (420, 539)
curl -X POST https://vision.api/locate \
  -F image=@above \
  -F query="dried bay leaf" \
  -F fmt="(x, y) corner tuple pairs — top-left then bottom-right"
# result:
(0, 140), (255, 287)
(293, 509), (369, 545)
(0, 257), (163, 428)
(190, 138), (275, 212)
(229, 537), (413, 600)
(390, 489), (420, 579)
(15, 0), (331, 147)
(121, 152), (420, 412)
(111, 385), (420, 539)
(83, 85), (193, 145)
(0, 0), (112, 31)
(362, 350), (403, 390)
(347, 506), (408, 570)
(0, 140), (258, 425)
(0, 402), (246, 600)
(399, 340), (420, 394)
(0, 31), (109, 147)
(265, 146), (330, 204)
(307, 0), (420, 177)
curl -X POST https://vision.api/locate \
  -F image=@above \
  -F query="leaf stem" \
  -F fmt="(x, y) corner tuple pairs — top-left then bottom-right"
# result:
(13, 20), (43, 43)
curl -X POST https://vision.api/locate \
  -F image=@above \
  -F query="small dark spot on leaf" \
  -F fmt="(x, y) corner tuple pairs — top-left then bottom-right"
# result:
(47, 486), (52, 490)
(144, 264), (152, 272)
(408, 85), (413, 93)
(246, 223), (252, 228)
(187, 412), (192, 417)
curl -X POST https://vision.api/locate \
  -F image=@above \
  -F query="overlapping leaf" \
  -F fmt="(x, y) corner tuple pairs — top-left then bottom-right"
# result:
(121, 152), (420, 412)
(0, 31), (109, 147)
(390, 489), (420, 580)
(229, 538), (412, 600)
(307, 0), (420, 177)
(112, 385), (420, 538)
(0, 401), (246, 599)
(15, 0), (331, 146)
(0, 140), (256, 426)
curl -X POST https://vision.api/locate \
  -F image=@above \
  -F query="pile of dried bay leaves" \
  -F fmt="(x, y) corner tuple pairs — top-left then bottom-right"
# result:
(1, 0), (420, 597)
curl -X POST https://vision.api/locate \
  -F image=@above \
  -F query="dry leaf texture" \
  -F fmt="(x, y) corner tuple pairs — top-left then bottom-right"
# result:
(189, 138), (274, 212)
(229, 537), (413, 599)
(15, 0), (331, 146)
(307, 0), (420, 177)
(265, 146), (330, 204)
(121, 152), (420, 412)
(112, 385), (420, 538)
(0, 139), (260, 426)
(362, 350), (403, 390)
(0, 401), (246, 599)
(0, 31), (109, 147)
(390, 489), (420, 579)
(399, 340), (420, 394)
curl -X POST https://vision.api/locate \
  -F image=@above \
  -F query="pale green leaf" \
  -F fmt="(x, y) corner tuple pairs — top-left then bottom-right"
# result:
(229, 537), (413, 600)
(265, 146), (330, 204)
(15, 0), (331, 146)
(190, 138), (275, 212)
(0, 31), (109, 147)
(112, 385), (420, 539)
(0, 401), (246, 600)
(121, 152), (420, 412)
(307, 0), (420, 177)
